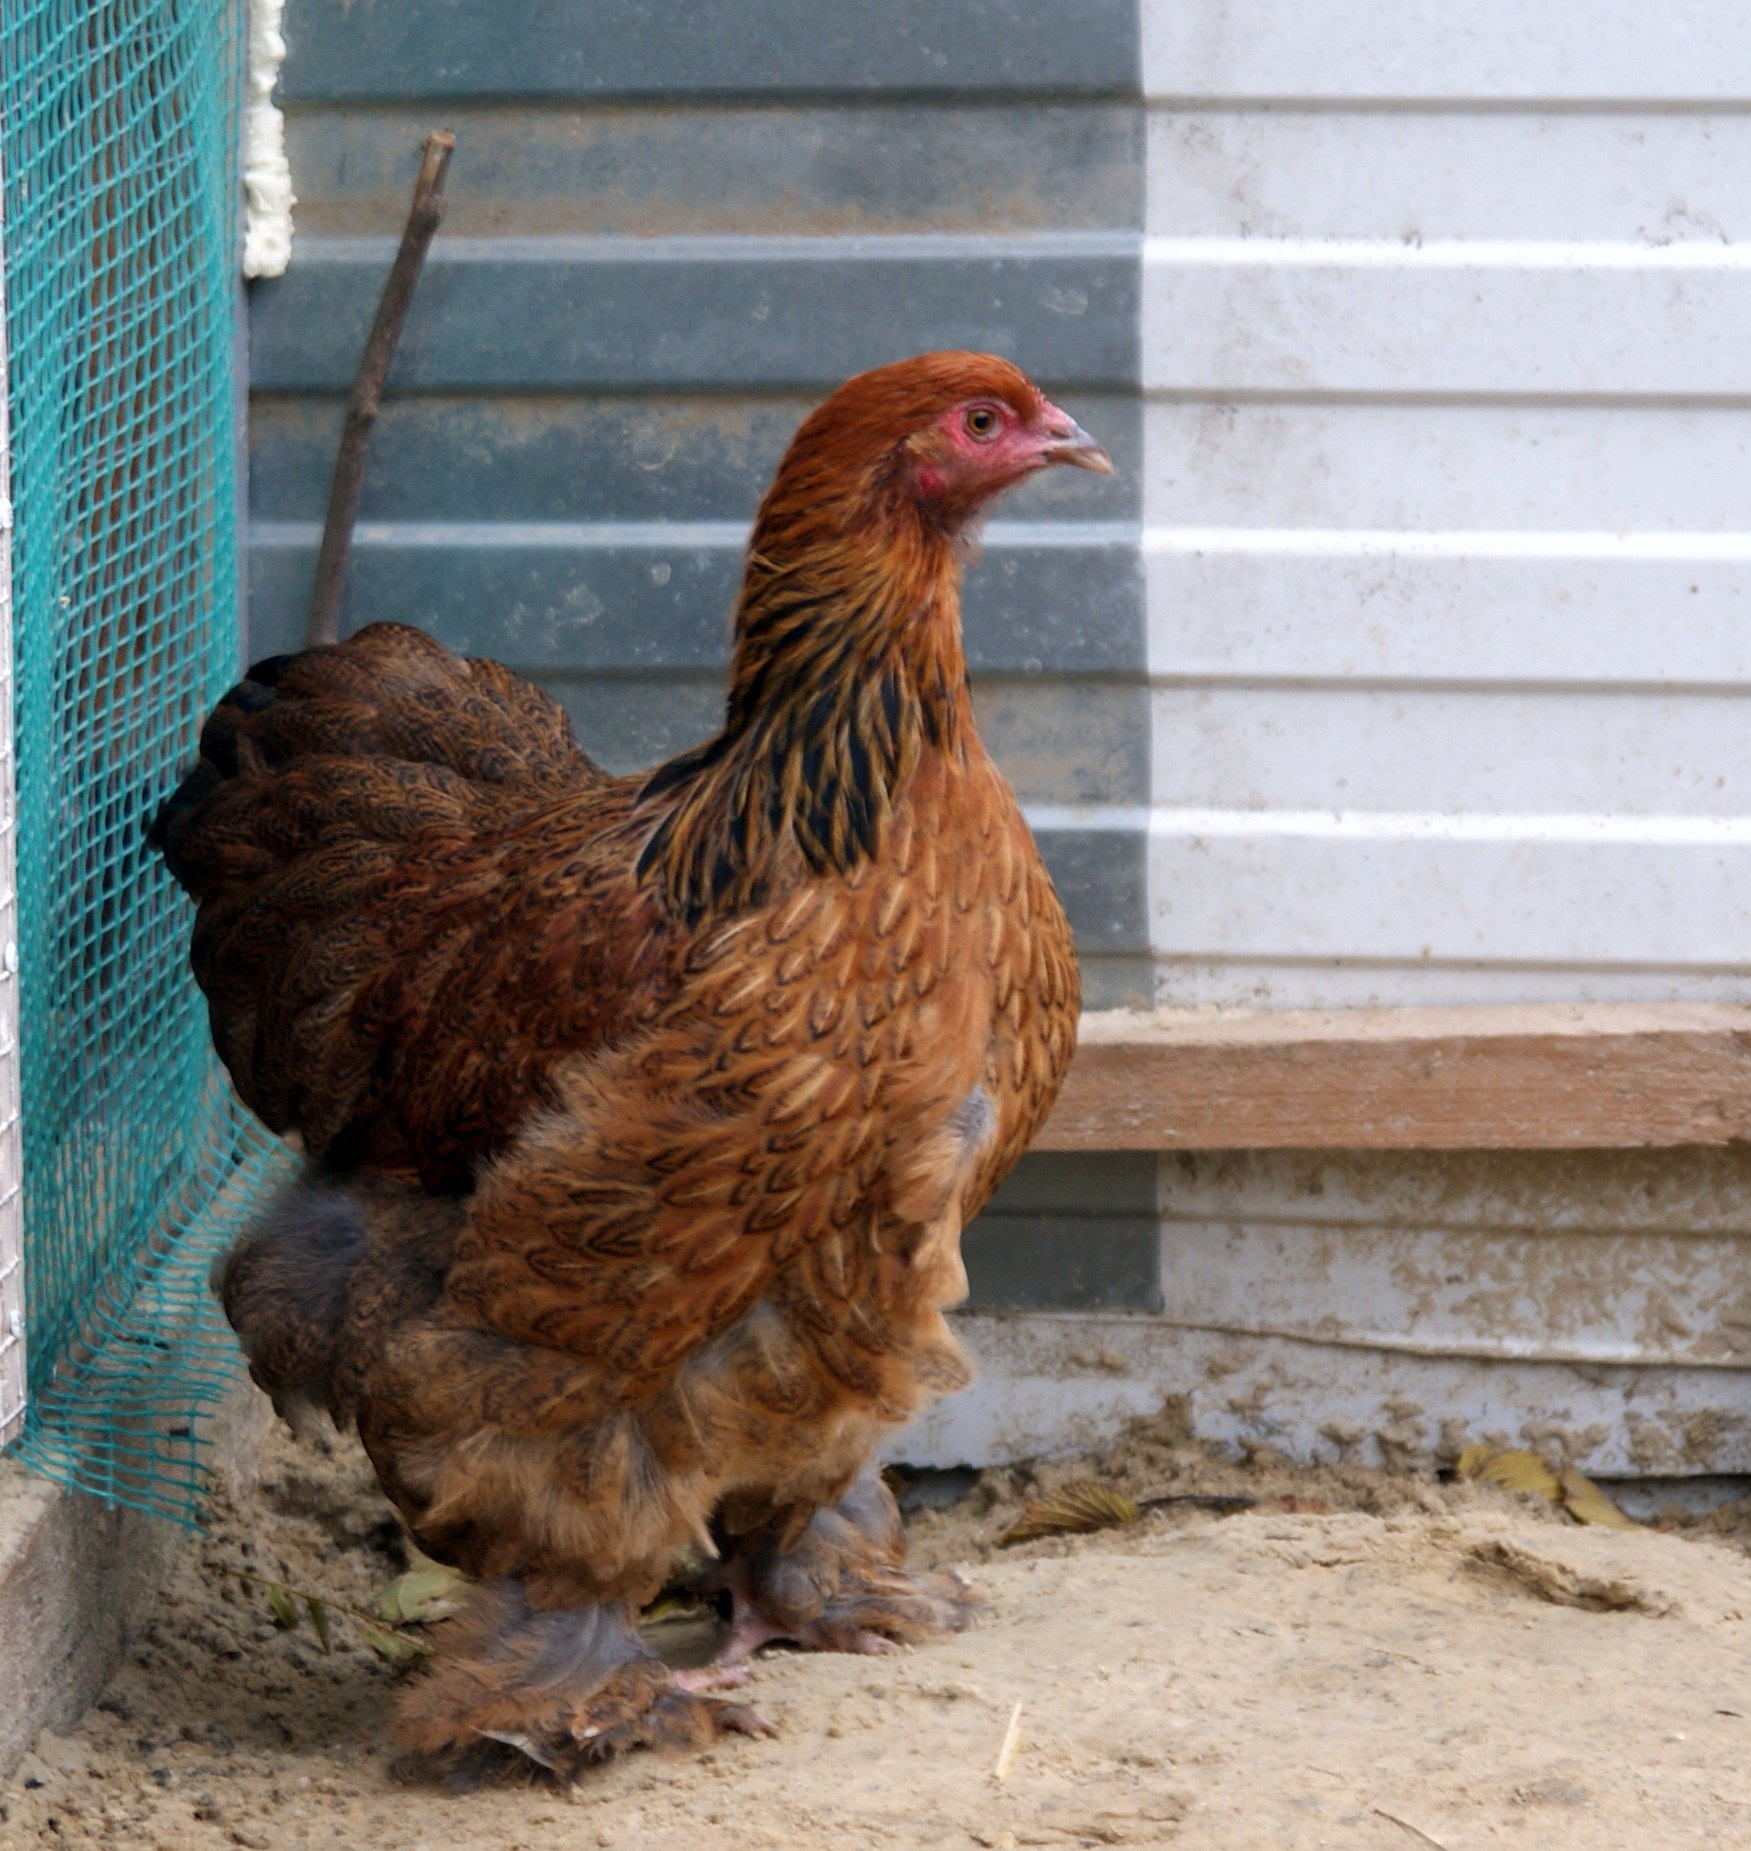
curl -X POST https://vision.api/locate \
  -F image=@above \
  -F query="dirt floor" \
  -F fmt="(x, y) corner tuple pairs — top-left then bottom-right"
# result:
(5, 1405), (1751, 1851)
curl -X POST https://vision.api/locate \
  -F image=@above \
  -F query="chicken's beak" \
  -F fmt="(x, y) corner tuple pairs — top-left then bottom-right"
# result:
(1039, 411), (1113, 474)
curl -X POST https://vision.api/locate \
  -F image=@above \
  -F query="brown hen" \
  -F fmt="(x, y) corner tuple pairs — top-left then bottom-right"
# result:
(151, 350), (1102, 1783)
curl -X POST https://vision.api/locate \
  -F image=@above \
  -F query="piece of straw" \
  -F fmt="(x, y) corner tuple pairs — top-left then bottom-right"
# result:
(993, 1700), (1024, 1782)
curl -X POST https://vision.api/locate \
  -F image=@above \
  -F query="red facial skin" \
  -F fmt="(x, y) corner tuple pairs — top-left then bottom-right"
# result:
(908, 395), (1111, 525)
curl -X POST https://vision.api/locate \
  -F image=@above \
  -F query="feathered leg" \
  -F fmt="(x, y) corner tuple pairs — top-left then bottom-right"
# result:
(710, 1462), (979, 1661)
(391, 1580), (772, 1787)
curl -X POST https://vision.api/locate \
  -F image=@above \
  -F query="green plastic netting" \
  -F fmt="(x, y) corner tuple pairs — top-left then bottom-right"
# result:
(2, 0), (291, 1519)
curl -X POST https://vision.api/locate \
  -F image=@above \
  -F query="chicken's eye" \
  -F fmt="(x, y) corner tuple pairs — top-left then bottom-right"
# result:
(963, 406), (1001, 442)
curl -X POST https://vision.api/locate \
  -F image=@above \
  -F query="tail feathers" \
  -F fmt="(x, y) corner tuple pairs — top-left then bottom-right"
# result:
(150, 623), (616, 1173)
(150, 623), (599, 895)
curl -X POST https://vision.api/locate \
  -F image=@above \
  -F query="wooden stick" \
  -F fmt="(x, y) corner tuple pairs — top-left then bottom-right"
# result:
(305, 129), (455, 648)
(1138, 1492), (1257, 1513)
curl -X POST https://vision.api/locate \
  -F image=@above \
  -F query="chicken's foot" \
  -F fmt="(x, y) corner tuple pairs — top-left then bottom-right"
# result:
(709, 1463), (979, 1662)
(391, 1579), (773, 1787)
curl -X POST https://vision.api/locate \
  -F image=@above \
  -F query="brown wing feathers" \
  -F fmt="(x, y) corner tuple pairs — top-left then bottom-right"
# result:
(150, 623), (626, 1181)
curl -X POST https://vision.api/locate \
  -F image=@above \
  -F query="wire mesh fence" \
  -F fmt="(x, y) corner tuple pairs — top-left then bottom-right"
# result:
(1, 0), (291, 1518)
(0, 229), (24, 1451)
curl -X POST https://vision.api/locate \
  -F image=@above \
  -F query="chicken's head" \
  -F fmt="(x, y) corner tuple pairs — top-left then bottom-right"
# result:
(768, 351), (1112, 538)
(900, 356), (1112, 523)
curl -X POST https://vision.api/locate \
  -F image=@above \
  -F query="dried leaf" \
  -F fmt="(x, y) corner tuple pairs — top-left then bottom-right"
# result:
(999, 1480), (1141, 1546)
(1455, 1441), (1504, 1481)
(375, 1564), (466, 1626)
(264, 1583), (300, 1631)
(1557, 1467), (1639, 1531)
(1456, 1447), (1638, 1531)
(305, 1596), (332, 1653)
(359, 1621), (432, 1668)
(640, 1591), (704, 1625)
(1455, 1447), (1562, 1502)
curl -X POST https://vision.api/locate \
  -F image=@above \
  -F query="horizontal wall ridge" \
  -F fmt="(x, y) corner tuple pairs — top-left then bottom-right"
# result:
(1146, 809), (1751, 846)
(252, 517), (1142, 549)
(1143, 96), (1751, 116)
(1144, 527), (1751, 559)
(292, 229), (1145, 264)
(1139, 1314), (1751, 1374)
(1144, 236), (1751, 268)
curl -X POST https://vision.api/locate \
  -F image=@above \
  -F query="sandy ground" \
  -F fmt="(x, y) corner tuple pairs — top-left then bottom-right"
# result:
(6, 1406), (1751, 1851)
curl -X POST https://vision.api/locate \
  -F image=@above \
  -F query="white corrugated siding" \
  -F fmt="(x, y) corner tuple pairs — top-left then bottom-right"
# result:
(1141, 9), (1751, 1006)
(904, 3), (1751, 1484)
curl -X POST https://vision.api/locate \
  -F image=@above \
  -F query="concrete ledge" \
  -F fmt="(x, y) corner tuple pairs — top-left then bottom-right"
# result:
(0, 1385), (271, 1778)
(901, 1309), (1751, 1480)
(0, 1464), (176, 1777)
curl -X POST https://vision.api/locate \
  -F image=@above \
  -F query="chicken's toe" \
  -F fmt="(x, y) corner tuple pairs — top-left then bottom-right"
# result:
(726, 1565), (976, 1659)
(711, 1463), (981, 1660)
(572, 1677), (777, 1763)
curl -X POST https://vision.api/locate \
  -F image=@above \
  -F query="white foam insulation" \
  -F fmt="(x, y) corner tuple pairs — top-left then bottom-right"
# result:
(243, 0), (294, 278)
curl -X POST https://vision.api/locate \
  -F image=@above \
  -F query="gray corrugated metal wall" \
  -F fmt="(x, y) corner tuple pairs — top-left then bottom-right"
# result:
(245, 0), (1154, 1317)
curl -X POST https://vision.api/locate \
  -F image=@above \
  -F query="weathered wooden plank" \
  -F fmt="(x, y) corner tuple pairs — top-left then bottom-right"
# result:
(1039, 1004), (1751, 1150)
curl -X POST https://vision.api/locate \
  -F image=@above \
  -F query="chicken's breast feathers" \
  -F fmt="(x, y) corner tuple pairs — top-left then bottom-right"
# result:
(445, 751), (1077, 1410)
